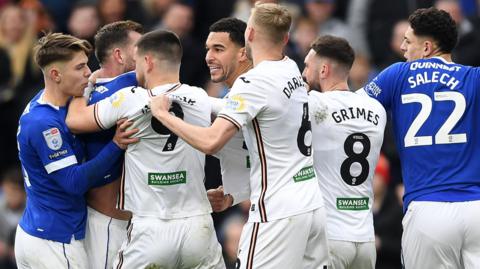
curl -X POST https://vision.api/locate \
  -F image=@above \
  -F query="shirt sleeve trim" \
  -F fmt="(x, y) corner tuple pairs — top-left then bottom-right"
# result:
(44, 155), (78, 174)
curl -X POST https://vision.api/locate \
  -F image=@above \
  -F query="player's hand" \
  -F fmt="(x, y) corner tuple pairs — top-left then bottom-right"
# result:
(150, 94), (171, 120)
(113, 119), (139, 150)
(88, 69), (106, 84)
(207, 186), (233, 212)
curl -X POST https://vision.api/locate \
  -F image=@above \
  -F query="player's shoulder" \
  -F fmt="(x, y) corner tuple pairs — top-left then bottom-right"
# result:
(176, 83), (208, 95)
(98, 71), (137, 88)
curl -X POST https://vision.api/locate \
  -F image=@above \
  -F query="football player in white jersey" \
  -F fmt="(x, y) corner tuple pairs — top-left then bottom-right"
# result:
(303, 35), (387, 269)
(67, 20), (143, 269)
(66, 30), (224, 268)
(150, 3), (329, 269)
(204, 17), (252, 211)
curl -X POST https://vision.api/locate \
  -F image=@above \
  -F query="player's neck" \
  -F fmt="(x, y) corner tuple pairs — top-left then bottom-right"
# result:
(43, 81), (70, 107)
(100, 62), (126, 78)
(322, 80), (349, 92)
(431, 53), (452, 62)
(145, 72), (179, 89)
(251, 45), (284, 67)
(226, 61), (253, 88)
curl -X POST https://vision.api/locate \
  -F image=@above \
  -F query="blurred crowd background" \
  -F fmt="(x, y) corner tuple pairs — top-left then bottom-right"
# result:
(1, 0), (479, 268)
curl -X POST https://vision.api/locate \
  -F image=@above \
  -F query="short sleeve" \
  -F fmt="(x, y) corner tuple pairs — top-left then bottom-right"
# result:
(209, 96), (226, 116)
(217, 75), (268, 129)
(29, 119), (78, 174)
(363, 62), (404, 110)
(94, 88), (133, 130)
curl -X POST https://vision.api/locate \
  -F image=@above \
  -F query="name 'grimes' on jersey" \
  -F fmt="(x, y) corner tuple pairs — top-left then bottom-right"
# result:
(407, 61), (461, 90)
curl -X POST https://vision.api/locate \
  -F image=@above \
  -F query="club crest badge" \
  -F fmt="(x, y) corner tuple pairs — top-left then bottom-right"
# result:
(43, 128), (63, 150)
(314, 105), (329, 124)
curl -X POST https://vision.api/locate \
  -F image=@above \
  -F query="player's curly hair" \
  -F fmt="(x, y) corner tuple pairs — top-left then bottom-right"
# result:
(209, 18), (247, 47)
(408, 7), (458, 53)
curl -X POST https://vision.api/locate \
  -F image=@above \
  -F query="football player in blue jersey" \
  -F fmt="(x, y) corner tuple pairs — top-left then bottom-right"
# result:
(68, 20), (143, 269)
(14, 32), (138, 269)
(362, 7), (480, 269)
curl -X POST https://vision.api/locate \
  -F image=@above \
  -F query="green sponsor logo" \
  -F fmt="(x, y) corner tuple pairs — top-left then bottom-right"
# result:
(246, 156), (251, 168)
(293, 166), (315, 182)
(336, 197), (369, 210)
(148, 171), (186, 185)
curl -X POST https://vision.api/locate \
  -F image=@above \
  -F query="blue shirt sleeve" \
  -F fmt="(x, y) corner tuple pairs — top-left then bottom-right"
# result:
(364, 62), (404, 110)
(28, 117), (124, 195)
(29, 118), (78, 174)
(51, 141), (124, 195)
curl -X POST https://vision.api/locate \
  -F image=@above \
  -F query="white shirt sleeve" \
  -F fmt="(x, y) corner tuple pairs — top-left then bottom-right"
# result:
(94, 88), (133, 130)
(217, 75), (268, 129)
(209, 96), (226, 116)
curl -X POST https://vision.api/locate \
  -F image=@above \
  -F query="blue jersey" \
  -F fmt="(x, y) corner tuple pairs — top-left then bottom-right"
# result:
(364, 57), (480, 210)
(18, 91), (87, 243)
(80, 71), (137, 187)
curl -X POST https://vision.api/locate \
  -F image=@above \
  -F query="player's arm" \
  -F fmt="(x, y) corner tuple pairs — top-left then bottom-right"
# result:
(361, 62), (405, 110)
(67, 88), (132, 134)
(31, 119), (137, 195)
(66, 96), (98, 133)
(151, 94), (238, 155)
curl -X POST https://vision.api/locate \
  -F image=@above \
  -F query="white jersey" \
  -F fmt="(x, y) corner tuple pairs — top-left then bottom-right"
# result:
(210, 96), (251, 205)
(309, 90), (386, 242)
(94, 83), (212, 219)
(218, 57), (324, 223)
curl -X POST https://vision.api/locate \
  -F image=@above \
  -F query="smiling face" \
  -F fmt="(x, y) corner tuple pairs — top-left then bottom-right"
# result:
(205, 32), (242, 83)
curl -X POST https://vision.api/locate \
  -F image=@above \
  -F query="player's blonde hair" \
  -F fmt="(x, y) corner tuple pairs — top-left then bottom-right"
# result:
(33, 32), (92, 69)
(250, 2), (292, 44)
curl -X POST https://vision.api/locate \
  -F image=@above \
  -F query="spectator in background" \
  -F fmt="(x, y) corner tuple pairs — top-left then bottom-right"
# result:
(67, 1), (101, 70)
(372, 154), (403, 269)
(160, 2), (209, 87)
(0, 4), (39, 97)
(141, 0), (178, 30)
(349, 53), (376, 90)
(435, 0), (480, 66)
(0, 4), (41, 174)
(288, 17), (318, 70)
(305, 0), (367, 55)
(0, 167), (25, 269)
(381, 20), (409, 68)
(98, 0), (127, 24)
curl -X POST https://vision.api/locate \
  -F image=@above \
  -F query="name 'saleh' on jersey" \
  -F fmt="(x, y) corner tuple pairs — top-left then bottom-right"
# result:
(408, 71), (460, 90)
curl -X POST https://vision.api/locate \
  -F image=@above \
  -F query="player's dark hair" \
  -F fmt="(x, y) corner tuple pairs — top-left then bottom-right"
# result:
(311, 35), (355, 70)
(94, 20), (143, 64)
(136, 30), (182, 66)
(408, 7), (458, 53)
(34, 32), (92, 69)
(209, 18), (247, 47)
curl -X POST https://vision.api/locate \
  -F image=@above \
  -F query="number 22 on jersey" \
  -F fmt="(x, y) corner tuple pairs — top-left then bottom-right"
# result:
(401, 92), (467, 147)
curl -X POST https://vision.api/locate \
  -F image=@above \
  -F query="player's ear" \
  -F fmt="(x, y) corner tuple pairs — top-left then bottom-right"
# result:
(113, 48), (123, 65)
(319, 63), (328, 79)
(238, 47), (248, 62)
(423, 40), (433, 58)
(47, 66), (61, 83)
(145, 54), (154, 73)
(246, 26), (254, 42)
